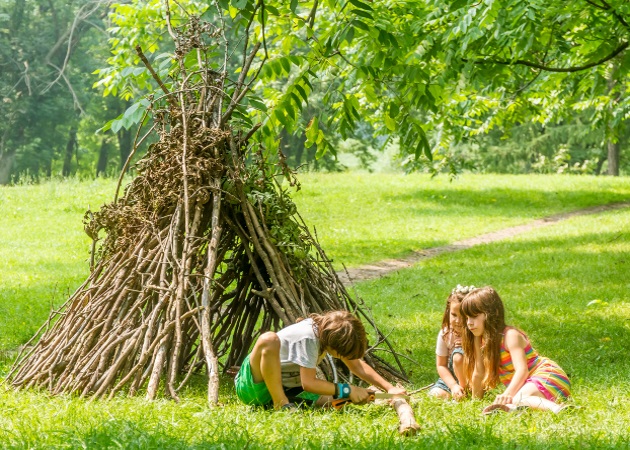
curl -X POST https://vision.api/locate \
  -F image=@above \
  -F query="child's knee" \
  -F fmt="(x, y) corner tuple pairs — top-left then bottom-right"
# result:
(429, 387), (450, 400)
(257, 331), (281, 350)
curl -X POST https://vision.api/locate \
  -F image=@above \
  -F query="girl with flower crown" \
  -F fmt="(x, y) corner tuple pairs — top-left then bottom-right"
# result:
(460, 286), (572, 414)
(428, 285), (473, 400)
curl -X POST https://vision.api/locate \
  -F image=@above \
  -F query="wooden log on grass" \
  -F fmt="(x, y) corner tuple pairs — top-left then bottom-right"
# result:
(392, 398), (421, 436)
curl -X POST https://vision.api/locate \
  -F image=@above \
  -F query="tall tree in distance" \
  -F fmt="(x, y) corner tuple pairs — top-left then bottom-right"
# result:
(0, 0), (113, 183)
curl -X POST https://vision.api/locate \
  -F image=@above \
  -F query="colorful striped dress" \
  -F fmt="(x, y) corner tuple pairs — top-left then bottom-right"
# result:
(499, 328), (571, 401)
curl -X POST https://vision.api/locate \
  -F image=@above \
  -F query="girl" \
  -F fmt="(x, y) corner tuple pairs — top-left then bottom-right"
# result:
(460, 287), (571, 414)
(429, 285), (472, 400)
(234, 310), (406, 410)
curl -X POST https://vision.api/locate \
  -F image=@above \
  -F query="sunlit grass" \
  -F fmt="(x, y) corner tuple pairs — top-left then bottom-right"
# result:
(293, 173), (630, 266)
(0, 175), (629, 448)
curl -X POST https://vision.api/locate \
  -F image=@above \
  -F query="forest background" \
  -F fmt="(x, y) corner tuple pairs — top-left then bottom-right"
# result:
(1, 0), (630, 183)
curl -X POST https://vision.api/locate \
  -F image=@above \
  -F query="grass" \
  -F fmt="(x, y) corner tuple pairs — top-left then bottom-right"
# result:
(293, 173), (630, 266)
(0, 174), (629, 448)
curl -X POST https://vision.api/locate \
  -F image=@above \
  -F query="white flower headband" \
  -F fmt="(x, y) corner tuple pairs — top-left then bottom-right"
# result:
(452, 284), (476, 295)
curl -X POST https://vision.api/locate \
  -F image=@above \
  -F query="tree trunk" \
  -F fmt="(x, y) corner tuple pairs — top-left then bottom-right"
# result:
(62, 128), (78, 177)
(96, 138), (109, 177)
(607, 141), (620, 176)
(595, 149), (607, 175)
(0, 150), (16, 185)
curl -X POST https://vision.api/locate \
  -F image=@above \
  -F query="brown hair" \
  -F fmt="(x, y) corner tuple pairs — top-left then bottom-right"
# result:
(310, 310), (367, 360)
(460, 286), (506, 390)
(441, 291), (466, 334)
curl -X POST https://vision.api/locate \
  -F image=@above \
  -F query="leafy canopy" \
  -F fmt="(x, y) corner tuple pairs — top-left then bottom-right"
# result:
(97, 0), (630, 171)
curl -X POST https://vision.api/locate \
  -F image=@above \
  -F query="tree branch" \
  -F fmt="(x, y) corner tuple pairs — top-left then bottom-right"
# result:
(135, 46), (178, 109)
(308, 0), (318, 29)
(585, 0), (630, 29)
(465, 41), (628, 73)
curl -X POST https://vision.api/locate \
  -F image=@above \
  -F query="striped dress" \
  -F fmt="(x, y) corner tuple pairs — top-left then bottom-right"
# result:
(498, 328), (571, 401)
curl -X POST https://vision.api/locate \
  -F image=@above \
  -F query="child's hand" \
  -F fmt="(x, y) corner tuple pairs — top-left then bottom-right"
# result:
(493, 393), (513, 405)
(387, 386), (408, 396)
(451, 384), (465, 400)
(349, 385), (371, 404)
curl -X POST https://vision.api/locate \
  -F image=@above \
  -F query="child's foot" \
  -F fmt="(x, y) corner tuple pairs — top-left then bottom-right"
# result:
(554, 404), (579, 414)
(483, 403), (526, 415)
(280, 402), (298, 412)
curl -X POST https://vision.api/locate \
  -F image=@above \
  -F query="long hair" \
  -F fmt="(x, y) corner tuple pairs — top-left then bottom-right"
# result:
(460, 286), (506, 390)
(310, 310), (367, 360)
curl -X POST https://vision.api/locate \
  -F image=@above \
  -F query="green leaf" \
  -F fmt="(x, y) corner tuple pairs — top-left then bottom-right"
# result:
(266, 5), (280, 16)
(280, 57), (291, 74)
(384, 114), (396, 131)
(290, 0), (298, 13)
(294, 84), (308, 103)
(351, 9), (373, 20)
(289, 92), (303, 110)
(348, 0), (373, 11)
(305, 117), (319, 142)
(231, 0), (248, 9)
(248, 97), (267, 111)
(274, 108), (290, 129)
(352, 19), (370, 32)
(419, 128), (432, 161)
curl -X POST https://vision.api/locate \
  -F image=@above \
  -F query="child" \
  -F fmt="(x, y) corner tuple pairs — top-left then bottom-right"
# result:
(234, 310), (407, 410)
(460, 286), (572, 414)
(428, 285), (472, 401)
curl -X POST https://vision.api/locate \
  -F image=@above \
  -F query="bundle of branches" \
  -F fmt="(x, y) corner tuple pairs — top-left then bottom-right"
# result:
(8, 8), (406, 405)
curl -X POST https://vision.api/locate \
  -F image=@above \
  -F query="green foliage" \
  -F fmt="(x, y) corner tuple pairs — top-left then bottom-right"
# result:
(450, 119), (617, 175)
(0, 0), (140, 182)
(95, 0), (630, 175)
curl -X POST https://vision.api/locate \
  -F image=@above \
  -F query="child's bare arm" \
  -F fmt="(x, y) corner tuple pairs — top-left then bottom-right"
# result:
(437, 354), (465, 399)
(436, 355), (458, 390)
(300, 366), (372, 404)
(342, 358), (407, 395)
(299, 367), (335, 396)
(471, 336), (485, 398)
(494, 329), (528, 405)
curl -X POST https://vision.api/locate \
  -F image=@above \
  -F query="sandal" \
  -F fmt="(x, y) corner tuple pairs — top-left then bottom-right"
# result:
(280, 402), (298, 412)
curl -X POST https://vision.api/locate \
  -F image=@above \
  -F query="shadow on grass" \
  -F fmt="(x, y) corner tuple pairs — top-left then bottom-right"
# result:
(385, 184), (630, 219)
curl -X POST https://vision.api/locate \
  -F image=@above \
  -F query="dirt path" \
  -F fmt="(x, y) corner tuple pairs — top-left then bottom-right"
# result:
(338, 201), (630, 285)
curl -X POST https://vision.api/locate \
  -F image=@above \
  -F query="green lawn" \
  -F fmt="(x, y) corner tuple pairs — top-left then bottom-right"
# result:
(293, 173), (630, 266)
(0, 174), (629, 448)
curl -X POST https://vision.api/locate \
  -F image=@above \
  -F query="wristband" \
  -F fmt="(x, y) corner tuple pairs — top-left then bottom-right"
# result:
(338, 383), (351, 399)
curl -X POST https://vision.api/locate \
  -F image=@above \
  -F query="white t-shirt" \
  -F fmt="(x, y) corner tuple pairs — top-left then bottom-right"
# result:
(435, 328), (461, 357)
(277, 319), (326, 388)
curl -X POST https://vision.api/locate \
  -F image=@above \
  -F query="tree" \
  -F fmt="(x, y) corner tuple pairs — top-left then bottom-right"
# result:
(0, 0), (113, 183)
(96, 1), (629, 176)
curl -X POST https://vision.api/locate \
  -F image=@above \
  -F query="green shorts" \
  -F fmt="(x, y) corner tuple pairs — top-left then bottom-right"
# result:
(234, 354), (321, 406)
(234, 354), (272, 406)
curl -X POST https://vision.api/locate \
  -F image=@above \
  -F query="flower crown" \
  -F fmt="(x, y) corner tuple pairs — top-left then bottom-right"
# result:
(452, 284), (476, 295)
